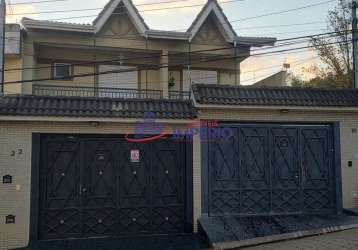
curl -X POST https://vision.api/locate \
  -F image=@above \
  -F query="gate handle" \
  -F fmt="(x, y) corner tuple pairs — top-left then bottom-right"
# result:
(79, 185), (87, 195)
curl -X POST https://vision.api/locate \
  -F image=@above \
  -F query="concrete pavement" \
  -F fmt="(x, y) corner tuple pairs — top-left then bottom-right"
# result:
(242, 228), (358, 250)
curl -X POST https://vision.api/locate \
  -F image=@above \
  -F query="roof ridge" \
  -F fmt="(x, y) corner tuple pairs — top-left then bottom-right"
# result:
(193, 83), (358, 93)
(21, 17), (93, 27)
(0, 95), (196, 119)
(192, 84), (358, 107)
(1, 94), (194, 104)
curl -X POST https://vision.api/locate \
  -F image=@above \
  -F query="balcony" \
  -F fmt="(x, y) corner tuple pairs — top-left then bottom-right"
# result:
(32, 84), (191, 100)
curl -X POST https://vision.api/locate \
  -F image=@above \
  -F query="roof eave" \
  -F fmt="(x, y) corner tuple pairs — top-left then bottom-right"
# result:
(194, 103), (358, 112)
(236, 36), (277, 47)
(0, 115), (196, 123)
(146, 30), (190, 40)
(21, 18), (95, 34)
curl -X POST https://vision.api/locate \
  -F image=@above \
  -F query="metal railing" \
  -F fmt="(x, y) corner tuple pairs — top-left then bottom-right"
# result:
(32, 84), (191, 100)
(32, 84), (163, 99)
(168, 91), (191, 100)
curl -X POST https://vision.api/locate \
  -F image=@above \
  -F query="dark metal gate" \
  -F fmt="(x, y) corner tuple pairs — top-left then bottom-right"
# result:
(38, 135), (189, 240)
(208, 124), (336, 216)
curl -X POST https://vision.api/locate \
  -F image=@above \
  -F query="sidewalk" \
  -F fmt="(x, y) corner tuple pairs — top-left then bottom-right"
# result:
(243, 228), (358, 250)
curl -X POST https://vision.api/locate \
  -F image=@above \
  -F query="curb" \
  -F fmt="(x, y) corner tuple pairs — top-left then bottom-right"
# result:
(211, 223), (358, 250)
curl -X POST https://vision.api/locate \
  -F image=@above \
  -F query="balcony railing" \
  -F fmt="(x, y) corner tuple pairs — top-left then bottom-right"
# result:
(32, 84), (191, 100)
(168, 91), (191, 100)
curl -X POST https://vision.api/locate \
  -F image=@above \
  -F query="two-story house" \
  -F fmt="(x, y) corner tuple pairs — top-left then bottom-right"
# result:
(3, 0), (275, 98)
(1, 0), (358, 249)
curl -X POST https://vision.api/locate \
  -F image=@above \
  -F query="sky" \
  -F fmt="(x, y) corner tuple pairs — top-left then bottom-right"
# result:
(6, 0), (340, 84)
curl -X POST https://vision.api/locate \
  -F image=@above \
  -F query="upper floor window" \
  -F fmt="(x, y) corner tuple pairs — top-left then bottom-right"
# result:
(53, 63), (72, 79)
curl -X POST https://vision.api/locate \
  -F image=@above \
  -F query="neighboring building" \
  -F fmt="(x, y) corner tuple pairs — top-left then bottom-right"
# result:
(253, 70), (289, 87)
(1, 0), (358, 250)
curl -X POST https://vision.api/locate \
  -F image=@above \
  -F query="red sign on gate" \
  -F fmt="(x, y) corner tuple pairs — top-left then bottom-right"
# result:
(130, 149), (140, 163)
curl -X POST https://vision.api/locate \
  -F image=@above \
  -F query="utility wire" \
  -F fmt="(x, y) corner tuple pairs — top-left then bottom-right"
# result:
(171, 0), (335, 32)
(16, 0), (333, 26)
(183, 55), (315, 85)
(236, 21), (327, 30)
(134, 56), (320, 86)
(1, 29), (348, 73)
(240, 57), (319, 83)
(241, 56), (319, 74)
(1, 30), (350, 73)
(256, 28), (328, 37)
(7, 0), (241, 16)
(230, 0), (335, 23)
(3, 37), (353, 85)
(8, 0), (67, 5)
(2, 25), (335, 45)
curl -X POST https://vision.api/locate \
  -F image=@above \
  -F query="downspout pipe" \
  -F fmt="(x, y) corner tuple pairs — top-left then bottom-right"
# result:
(234, 41), (238, 86)
(353, 1), (358, 88)
(0, 0), (6, 95)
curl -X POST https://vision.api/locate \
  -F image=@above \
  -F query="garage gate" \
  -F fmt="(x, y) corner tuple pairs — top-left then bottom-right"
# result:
(36, 135), (192, 240)
(206, 124), (338, 216)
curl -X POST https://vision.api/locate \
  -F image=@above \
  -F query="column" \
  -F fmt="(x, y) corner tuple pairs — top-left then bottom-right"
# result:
(160, 49), (169, 98)
(22, 40), (36, 95)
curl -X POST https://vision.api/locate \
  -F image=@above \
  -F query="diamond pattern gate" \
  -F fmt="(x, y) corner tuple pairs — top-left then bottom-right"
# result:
(208, 124), (336, 216)
(38, 135), (188, 240)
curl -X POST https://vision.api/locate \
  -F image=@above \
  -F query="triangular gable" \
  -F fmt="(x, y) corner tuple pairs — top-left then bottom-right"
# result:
(192, 13), (227, 44)
(93, 0), (148, 35)
(188, 0), (237, 43)
(98, 11), (142, 37)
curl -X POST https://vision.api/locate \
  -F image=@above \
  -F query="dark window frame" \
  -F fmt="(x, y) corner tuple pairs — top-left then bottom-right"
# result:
(52, 63), (73, 80)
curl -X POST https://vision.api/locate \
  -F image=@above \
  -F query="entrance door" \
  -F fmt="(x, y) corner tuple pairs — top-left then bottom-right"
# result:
(39, 137), (81, 239)
(38, 135), (188, 240)
(118, 140), (185, 234)
(270, 127), (300, 213)
(82, 139), (118, 237)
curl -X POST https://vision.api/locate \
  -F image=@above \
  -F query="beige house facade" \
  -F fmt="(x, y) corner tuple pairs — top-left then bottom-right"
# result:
(2, 0), (275, 97)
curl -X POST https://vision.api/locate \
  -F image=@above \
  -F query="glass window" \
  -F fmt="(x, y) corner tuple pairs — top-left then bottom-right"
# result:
(53, 63), (72, 78)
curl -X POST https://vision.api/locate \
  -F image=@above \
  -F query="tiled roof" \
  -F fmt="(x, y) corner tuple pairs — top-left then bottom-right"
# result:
(22, 17), (93, 27)
(236, 36), (276, 46)
(192, 84), (358, 107)
(21, 17), (95, 33)
(0, 95), (196, 119)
